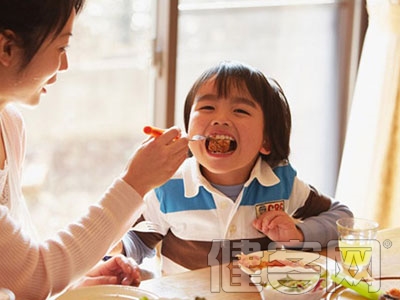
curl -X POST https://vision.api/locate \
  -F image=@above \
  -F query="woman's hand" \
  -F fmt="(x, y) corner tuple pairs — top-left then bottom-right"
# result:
(71, 255), (141, 289)
(122, 127), (189, 197)
(253, 211), (304, 246)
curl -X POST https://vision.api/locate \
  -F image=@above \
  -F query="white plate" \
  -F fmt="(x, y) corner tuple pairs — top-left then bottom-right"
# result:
(238, 250), (338, 299)
(55, 285), (159, 300)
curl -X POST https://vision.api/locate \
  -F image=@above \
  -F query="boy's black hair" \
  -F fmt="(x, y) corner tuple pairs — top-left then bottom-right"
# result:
(184, 60), (291, 167)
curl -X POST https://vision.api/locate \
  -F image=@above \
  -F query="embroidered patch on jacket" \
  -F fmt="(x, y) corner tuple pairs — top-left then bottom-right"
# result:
(255, 200), (285, 218)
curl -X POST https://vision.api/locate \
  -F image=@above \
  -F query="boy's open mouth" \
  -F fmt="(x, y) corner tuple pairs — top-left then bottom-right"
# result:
(206, 135), (237, 154)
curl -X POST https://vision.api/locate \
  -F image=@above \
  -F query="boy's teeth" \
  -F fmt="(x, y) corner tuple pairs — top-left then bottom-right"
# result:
(211, 134), (234, 141)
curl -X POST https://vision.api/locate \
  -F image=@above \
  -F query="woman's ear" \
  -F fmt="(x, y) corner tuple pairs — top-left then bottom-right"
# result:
(0, 30), (17, 67)
(260, 139), (271, 155)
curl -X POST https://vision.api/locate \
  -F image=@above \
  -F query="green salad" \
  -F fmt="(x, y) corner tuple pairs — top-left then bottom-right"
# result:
(262, 269), (328, 293)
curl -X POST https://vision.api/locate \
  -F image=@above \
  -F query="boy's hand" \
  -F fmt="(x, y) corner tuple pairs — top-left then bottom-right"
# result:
(252, 211), (304, 245)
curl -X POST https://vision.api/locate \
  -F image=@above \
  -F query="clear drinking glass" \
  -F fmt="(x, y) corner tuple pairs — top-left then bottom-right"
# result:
(336, 218), (379, 276)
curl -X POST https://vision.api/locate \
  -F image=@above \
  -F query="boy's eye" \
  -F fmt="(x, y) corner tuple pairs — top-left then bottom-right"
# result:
(234, 108), (250, 115)
(199, 105), (215, 111)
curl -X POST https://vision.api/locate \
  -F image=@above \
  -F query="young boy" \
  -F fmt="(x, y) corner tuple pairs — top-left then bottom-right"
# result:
(119, 61), (353, 275)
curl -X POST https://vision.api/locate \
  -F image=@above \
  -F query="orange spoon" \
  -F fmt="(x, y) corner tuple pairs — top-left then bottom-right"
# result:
(143, 125), (206, 141)
(143, 125), (165, 137)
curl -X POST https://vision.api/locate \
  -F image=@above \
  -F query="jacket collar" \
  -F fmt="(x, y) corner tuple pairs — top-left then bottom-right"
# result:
(182, 156), (281, 198)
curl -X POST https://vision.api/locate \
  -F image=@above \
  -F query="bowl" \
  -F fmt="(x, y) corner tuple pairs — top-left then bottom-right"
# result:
(250, 266), (330, 300)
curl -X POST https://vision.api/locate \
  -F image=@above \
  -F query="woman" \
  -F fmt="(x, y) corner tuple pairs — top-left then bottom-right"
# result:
(0, 0), (188, 299)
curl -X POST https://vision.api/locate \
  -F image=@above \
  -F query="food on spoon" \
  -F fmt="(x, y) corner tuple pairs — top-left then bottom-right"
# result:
(206, 135), (237, 154)
(208, 138), (230, 153)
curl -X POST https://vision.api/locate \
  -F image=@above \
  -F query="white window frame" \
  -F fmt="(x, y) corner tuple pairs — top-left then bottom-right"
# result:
(153, 0), (367, 184)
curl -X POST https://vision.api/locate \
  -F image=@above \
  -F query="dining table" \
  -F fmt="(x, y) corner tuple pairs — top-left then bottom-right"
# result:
(139, 227), (400, 299)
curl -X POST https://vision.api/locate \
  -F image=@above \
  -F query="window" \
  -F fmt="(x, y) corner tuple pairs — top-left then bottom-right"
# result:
(173, 0), (366, 195)
(22, 0), (366, 239)
(22, 0), (156, 239)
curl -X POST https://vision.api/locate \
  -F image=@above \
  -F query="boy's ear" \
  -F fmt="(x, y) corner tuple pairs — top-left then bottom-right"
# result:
(0, 30), (17, 67)
(260, 139), (271, 155)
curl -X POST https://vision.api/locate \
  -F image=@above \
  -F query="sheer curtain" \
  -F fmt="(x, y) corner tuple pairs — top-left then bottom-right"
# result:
(335, 0), (400, 229)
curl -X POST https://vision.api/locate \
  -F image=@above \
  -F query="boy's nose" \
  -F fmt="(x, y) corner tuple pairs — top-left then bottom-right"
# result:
(211, 119), (231, 126)
(211, 107), (233, 126)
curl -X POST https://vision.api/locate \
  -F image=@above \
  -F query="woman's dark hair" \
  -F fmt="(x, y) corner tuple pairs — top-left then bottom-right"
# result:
(0, 0), (85, 68)
(183, 61), (292, 167)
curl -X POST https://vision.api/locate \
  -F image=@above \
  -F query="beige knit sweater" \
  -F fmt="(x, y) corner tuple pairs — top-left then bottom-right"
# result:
(0, 105), (143, 299)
